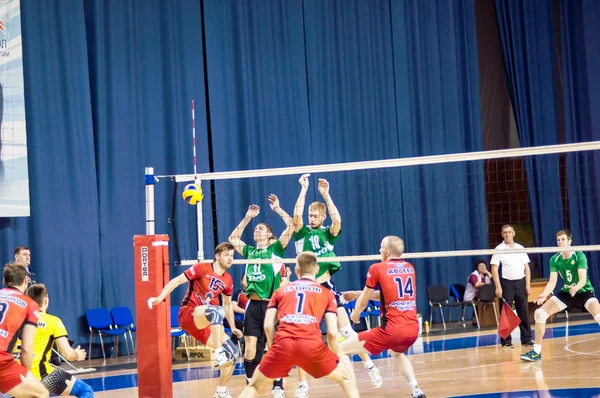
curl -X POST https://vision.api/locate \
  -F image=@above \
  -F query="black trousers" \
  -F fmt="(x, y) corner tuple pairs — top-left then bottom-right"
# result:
(500, 277), (531, 344)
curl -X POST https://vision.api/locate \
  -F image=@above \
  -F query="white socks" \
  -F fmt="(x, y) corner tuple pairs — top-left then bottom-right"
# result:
(534, 344), (542, 354)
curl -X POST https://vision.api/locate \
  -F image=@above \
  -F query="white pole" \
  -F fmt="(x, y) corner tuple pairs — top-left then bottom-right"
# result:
(195, 177), (204, 261)
(145, 167), (155, 235)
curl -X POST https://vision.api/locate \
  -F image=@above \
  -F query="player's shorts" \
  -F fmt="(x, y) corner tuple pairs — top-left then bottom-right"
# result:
(258, 337), (339, 380)
(358, 320), (419, 355)
(553, 290), (597, 312)
(244, 300), (269, 338)
(178, 305), (211, 345)
(320, 280), (346, 308)
(42, 368), (73, 395)
(0, 353), (27, 393)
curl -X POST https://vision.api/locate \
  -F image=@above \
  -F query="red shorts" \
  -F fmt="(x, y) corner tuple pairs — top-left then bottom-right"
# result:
(358, 321), (419, 355)
(0, 353), (27, 393)
(178, 306), (211, 345)
(259, 338), (339, 380)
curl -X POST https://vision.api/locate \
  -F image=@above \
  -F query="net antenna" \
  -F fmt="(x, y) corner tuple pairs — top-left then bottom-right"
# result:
(191, 100), (204, 261)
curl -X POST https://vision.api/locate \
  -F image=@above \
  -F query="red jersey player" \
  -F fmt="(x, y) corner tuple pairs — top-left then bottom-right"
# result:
(148, 242), (242, 398)
(240, 252), (359, 398)
(339, 236), (427, 398)
(0, 264), (48, 398)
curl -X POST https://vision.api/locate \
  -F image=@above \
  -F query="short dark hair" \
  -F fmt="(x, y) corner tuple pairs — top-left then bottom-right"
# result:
(214, 242), (234, 260)
(26, 284), (48, 307)
(556, 229), (572, 239)
(474, 259), (488, 270)
(3, 264), (29, 287)
(257, 223), (273, 237)
(14, 246), (30, 256)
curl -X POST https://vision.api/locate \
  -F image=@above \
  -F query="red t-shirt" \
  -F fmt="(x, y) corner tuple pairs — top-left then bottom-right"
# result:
(0, 288), (40, 355)
(234, 289), (249, 310)
(365, 259), (417, 326)
(268, 279), (337, 341)
(181, 262), (233, 308)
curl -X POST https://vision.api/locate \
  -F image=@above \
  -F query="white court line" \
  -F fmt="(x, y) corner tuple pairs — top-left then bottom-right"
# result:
(563, 336), (600, 356)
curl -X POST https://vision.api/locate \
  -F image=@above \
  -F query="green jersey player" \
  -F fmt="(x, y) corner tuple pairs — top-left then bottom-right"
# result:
(521, 229), (600, 362)
(292, 175), (382, 395)
(228, 194), (294, 398)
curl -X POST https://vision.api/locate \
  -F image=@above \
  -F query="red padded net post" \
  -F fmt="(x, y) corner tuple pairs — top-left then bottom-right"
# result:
(134, 234), (172, 398)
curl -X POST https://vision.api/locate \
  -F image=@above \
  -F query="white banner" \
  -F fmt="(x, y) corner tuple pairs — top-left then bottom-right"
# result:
(0, 0), (28, 217)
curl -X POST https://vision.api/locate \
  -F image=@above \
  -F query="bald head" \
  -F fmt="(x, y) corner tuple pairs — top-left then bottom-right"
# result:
(381, 236), (405, 258)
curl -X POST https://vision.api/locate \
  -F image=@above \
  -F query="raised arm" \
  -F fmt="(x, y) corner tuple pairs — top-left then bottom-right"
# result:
(148, 273), (188, 307)
(294, 174), (310, 232)
(268, 194), (295, 249)
(228, 205), (260, 255)
(318, 179), (341, 236)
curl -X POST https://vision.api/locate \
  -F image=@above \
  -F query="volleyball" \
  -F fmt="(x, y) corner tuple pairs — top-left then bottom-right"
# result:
(182, 183), (203, 205)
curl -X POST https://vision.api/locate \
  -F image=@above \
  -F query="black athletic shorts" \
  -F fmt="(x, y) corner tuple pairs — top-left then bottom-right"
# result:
(554, 290), (597, 312)
(321, 279), (345, 308)
(244, 300), (269, 339)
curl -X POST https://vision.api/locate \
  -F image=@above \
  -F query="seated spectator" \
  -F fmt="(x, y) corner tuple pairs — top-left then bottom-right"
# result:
(233, 274), (248, 315)
(464, 260), (492, 302)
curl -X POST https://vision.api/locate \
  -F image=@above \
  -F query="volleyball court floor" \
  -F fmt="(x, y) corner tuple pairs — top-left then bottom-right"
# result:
(77, 318), (600, 397)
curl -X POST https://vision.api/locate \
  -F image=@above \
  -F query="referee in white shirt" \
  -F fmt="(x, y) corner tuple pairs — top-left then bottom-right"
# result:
(490, 224), (533, 348)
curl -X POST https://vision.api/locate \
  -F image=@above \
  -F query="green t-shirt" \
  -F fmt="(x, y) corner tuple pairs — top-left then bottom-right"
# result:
(242, 240), (285, 299)
(293, 225), (341, 278)
(549, 251), (594, 294)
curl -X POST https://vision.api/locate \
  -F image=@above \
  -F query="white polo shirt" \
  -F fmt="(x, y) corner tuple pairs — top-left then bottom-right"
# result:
(490, 241), (530, 280)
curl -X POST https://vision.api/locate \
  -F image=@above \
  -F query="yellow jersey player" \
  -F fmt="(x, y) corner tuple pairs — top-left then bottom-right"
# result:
(26, 284), (94, 397)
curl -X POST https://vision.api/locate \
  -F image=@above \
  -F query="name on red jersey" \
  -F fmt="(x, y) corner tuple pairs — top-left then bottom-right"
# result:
(387, 266), (412, 275)
(283, 285), (323, 293)
(0, 293), (27, 308)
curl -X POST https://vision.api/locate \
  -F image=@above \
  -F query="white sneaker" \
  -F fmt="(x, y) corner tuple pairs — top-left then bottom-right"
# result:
(213, 390), (233, 398)
(273, 387), (285, 398)
(367, 365), (382, 388)
(214, 348), (233, 369)
(295, 384), (308, 398)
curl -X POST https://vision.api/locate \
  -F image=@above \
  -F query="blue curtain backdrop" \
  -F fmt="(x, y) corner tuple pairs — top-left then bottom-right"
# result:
(302, 0), (405, 287)
(390, 0), (487, 314)
(203, 0), (312, 286)
(560, 0), (600, 290)
(83, 0), (211, 316)
(1, 0), (103, 346)
(0, 0), (534, 352)
(495, 0), (564, 276)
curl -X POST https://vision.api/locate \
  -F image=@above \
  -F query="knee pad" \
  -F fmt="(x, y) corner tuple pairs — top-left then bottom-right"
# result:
(205, 305), (226, 325)
(71, 378), (94, 398)
(584, 297), (599, 311)
(534, 308), (549, 324)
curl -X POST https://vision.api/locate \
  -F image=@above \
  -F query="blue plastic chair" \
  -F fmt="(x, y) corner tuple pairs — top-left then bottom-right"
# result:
(111, 306), (136, 355)
(170, 306), (189, 361)
(86, 308), (130, 360)
(367, 300), (381, 327)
